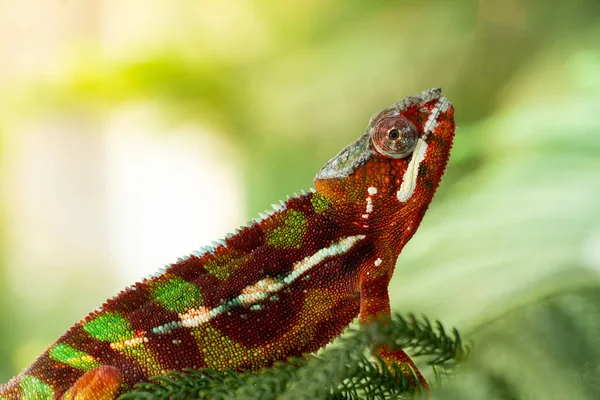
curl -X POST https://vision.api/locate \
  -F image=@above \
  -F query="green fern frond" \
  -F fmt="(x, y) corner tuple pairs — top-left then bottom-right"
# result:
(119, 313), (467, 400)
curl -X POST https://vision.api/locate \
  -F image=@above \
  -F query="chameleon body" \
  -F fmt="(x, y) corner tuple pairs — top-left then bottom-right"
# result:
(0, 88), (455, 399)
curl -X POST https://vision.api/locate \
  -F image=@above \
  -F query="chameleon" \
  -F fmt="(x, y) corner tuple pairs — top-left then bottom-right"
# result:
(0, 87), (455, 399)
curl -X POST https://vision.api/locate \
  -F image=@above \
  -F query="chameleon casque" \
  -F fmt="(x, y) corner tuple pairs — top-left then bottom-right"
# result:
(1, 87), (455, 399)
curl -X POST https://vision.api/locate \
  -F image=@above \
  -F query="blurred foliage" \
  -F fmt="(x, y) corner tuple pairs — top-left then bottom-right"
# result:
(435, 284), (600, 399)
(2, 0), (600, 398)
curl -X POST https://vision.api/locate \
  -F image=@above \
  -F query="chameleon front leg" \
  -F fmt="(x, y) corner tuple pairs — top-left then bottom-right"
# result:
(61, 366), (122, 400)
(358, 271), (429, 390)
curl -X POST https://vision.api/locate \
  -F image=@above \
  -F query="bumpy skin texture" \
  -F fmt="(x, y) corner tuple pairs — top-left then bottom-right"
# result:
(0, 88), (455, 399)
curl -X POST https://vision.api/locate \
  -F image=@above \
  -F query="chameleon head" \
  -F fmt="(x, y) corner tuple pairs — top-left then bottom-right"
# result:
(314, 87), (455, 235)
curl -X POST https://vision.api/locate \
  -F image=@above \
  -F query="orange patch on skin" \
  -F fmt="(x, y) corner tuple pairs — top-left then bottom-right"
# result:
(62, 366), (122, 400)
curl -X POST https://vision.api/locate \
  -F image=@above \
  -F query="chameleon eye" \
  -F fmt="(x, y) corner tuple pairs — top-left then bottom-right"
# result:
(371, 116), (418, 158)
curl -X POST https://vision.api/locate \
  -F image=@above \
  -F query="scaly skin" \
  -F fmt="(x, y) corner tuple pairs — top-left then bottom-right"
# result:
(0, 88), (455, 399)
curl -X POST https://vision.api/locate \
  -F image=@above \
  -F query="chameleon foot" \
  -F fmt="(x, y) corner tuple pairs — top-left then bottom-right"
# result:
(376, 345), (429, 392)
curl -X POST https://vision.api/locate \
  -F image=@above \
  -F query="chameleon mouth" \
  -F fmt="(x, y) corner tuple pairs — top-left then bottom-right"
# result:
(396, 137), (427, 202)
(397, 94), (451, 202)
(423, 95), (450, 140)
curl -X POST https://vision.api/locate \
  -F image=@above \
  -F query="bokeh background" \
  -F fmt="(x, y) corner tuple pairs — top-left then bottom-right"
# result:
(1, 1), (600, 398)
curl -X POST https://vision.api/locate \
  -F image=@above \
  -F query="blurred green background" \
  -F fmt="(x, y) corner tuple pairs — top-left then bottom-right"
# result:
(1, 0), (600, 398)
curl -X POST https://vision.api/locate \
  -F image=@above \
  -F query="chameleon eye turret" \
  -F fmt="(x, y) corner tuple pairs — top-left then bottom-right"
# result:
(370, 116), (418, 158)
